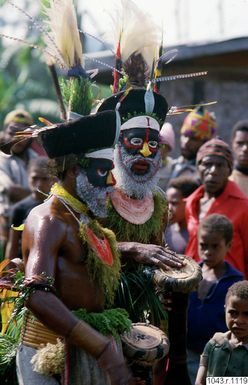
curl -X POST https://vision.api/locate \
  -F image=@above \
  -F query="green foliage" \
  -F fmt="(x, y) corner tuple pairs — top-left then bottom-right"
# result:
(80, 222), (121, 308)
(77, 157), (90, 169)
(0, 4), (60, 129)
(0, 308), (25, 383)
(122, 111), (164, 127)
(116, 270), (167, 326)
(60, 77), (93, 116)
(73, 308), (131, 339)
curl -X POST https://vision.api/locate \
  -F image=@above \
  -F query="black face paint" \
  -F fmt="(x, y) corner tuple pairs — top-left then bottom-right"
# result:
(120, 128), (159, 158)
(83, 158), (115, 188)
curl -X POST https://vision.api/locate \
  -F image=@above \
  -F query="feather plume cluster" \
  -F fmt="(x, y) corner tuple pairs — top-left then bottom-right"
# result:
(43, 0), (93, 116)
(43, 0), (84, 70)
(106, 0), (161, 89)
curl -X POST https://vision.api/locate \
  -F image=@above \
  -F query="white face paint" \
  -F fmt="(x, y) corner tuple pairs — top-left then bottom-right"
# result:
(76, 170), (113, 218)
(113, 143), (161, 199)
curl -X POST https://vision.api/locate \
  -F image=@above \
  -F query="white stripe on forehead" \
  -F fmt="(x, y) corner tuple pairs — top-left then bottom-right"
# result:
(121, 116), (160, 132)
(85, 148), (114, 161)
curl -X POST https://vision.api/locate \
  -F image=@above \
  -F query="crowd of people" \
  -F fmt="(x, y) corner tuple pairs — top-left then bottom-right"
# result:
(158, 110), (248, 382)
(0, 0), (248, 384)
(0, 102), (247, 385)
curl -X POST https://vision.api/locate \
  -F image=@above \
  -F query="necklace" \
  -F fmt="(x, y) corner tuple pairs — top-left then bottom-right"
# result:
(110, 188), (154, 224)
(50, 183), (121, 307)
(51, 183), (113, 265)
(50, 183), (88, 215)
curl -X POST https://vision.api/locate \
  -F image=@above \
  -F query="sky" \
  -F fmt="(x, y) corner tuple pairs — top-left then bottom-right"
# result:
(0, 0), (248, 49)
(78, 0), (248, 46)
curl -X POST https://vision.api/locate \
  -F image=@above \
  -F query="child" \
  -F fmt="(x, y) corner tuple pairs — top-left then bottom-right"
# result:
(187, 214), (244, 382)
(5, 156), (56, 260)
(157, 122), (176, 191)
(165, 176), (200, 254)
(195, 280), (248, 383)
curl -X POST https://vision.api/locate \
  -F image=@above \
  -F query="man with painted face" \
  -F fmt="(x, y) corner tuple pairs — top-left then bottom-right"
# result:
(98, 89), (183, 267)
(15, 111), (134, 385)
(98, 88), (195, 385)
(185, 138), (248, 279)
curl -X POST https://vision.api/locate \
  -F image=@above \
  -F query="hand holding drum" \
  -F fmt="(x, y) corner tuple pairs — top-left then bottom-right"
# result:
(153, 254), (202, 294)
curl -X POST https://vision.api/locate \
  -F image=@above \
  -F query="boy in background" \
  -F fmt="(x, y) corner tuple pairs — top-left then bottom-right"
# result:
(187, 214), (243, 383)
(5, 157), (56, 260)
(195, 280), (248, 383)
(157, 122), (176, 191)
(165, 176), (200, 254)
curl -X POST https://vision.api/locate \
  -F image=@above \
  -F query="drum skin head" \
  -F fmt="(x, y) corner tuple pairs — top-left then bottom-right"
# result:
(153, 255), (202, 293)
(122, 323), (170, 365)
(123, 324), (162, 349)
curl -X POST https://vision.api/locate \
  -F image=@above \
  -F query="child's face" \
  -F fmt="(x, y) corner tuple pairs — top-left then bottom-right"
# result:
(225, 295), (248, 342)
(166, 187), (185, 224)
(198, 229), (231, 267)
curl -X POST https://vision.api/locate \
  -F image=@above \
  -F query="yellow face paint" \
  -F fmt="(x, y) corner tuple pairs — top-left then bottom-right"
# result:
(140, 142), (152, 157)
(106, 171), (116, 186)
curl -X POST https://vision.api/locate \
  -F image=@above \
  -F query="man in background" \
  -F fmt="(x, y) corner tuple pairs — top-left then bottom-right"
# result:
(230, 119), (248, 196)
(5, 156), (56, 260)
(185, 138), (248, 278)
(170, 106), (216, 181)
(0, 110), (37, 256)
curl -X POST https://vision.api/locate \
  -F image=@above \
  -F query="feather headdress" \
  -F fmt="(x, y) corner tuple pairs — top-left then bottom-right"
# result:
(43, 0), (84, 71)
(2, 0), (94, 119)
(42, 0), (93, 118)
(106, 0), (161, 92)
(104, 0), (209, 106)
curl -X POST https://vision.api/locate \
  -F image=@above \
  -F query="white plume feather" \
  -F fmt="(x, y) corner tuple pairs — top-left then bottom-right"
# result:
(107, 0), (160, 71)
(43, 0), (83, 69)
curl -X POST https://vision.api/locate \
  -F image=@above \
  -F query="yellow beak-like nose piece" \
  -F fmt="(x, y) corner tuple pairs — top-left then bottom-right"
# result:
(106, 171), (116, 186)
(140, 142), (152, 157)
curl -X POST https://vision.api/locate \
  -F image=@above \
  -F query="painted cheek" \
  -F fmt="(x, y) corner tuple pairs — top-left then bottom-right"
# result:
(146, 129), (158, 154)
(86, 170), (104, 187)
(123, 137), (141, 151)
(149, 146), (158, 154)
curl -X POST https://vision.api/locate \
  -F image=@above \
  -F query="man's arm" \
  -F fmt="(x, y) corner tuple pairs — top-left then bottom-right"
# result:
(5, 205), (24, 259)
(195, 339), (212, 385)
(195, 364), (207, 385)
(5, 228), (20, 260)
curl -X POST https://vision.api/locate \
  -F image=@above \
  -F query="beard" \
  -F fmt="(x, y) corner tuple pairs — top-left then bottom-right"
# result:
(113, 144), (161, 199)
(76, 171), (113, 218)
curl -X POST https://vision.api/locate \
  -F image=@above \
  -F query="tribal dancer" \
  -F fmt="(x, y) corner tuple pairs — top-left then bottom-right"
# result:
(16, 111), (133, 385)
(96, 1), (201, 384)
